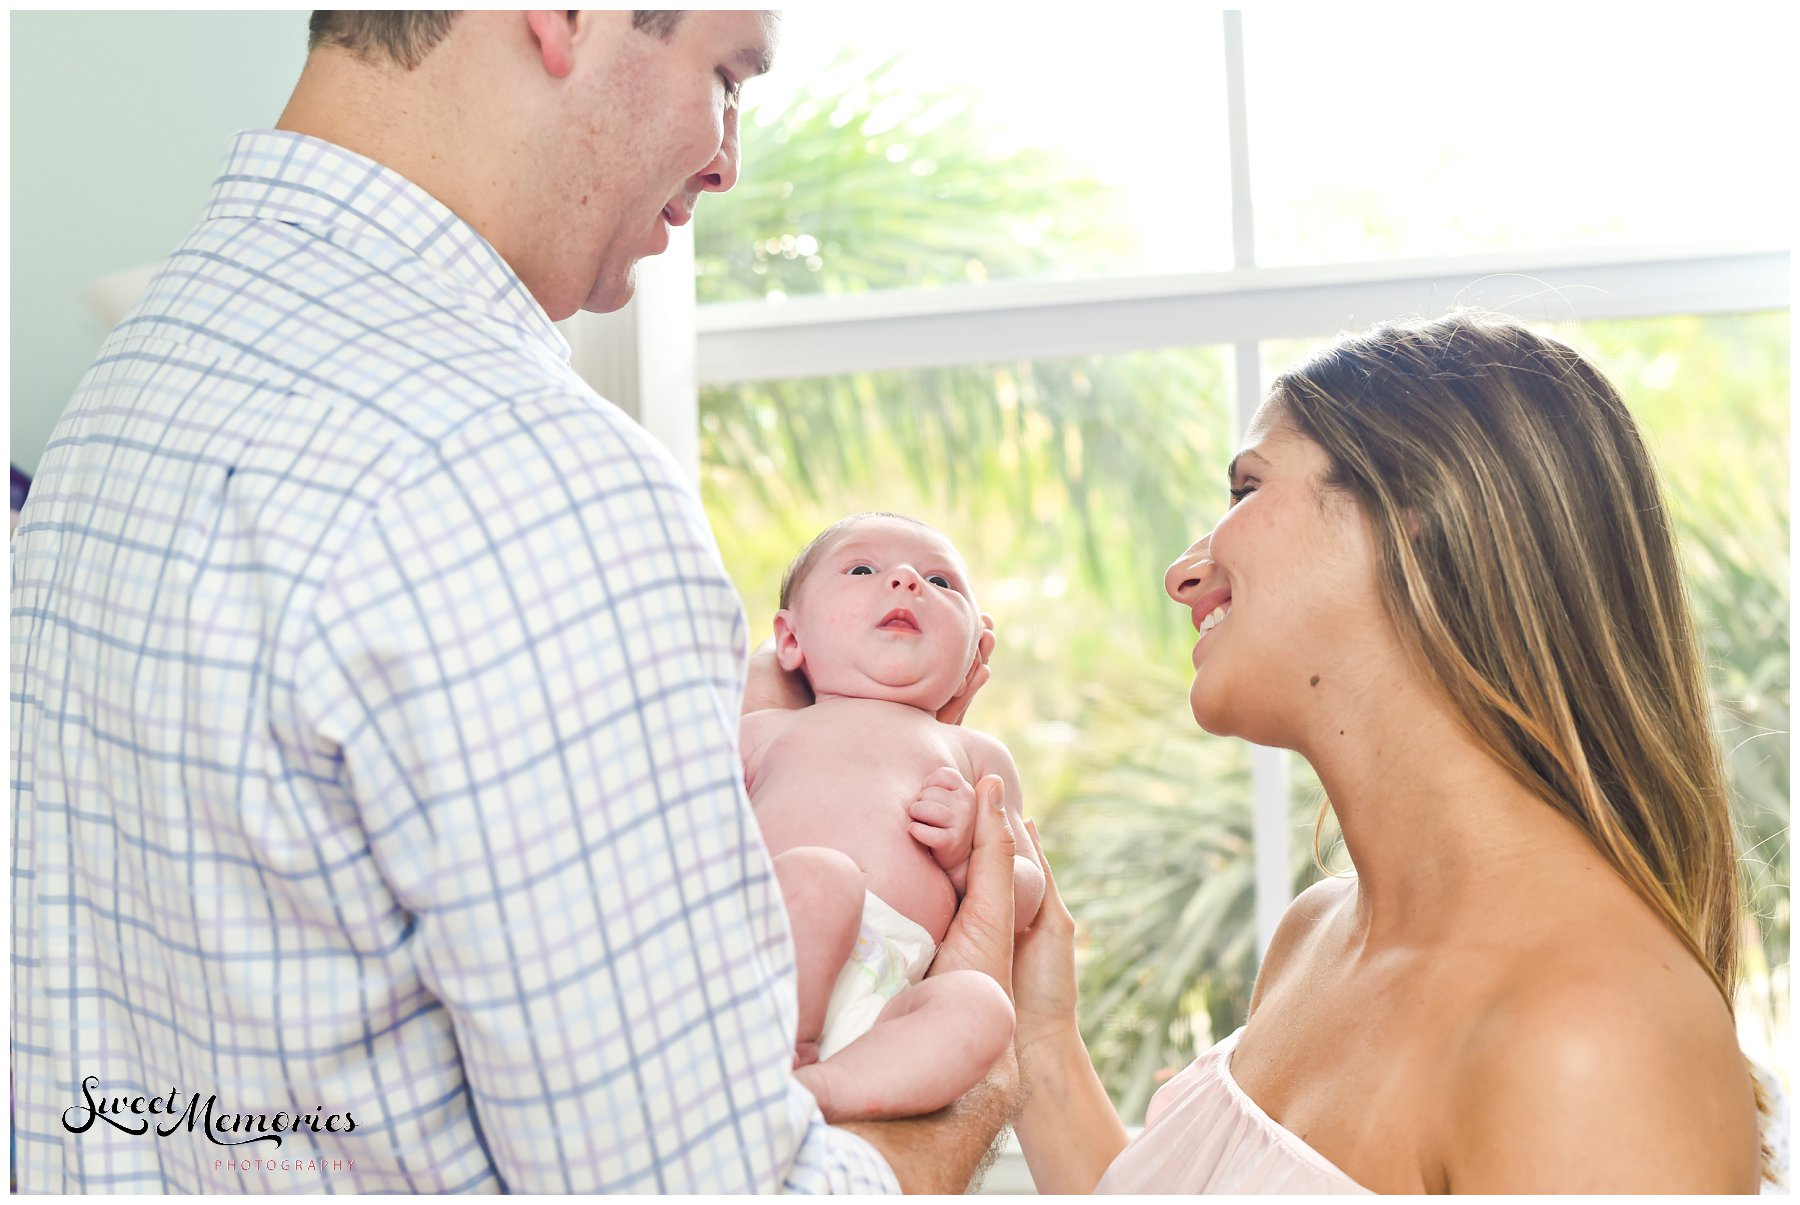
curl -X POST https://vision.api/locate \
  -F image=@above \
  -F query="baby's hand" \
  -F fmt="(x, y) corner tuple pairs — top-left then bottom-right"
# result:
(907, 766), (978, 892)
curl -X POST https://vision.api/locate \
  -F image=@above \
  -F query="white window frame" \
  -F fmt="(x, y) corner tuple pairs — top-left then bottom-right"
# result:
(577, 8), (1791, 1012)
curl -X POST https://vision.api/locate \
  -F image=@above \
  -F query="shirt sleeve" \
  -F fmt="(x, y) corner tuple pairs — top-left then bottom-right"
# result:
(295, 390), (898, 1193)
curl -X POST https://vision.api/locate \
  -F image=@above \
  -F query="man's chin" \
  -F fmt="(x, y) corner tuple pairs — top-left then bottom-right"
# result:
(580, 265), (638, 316)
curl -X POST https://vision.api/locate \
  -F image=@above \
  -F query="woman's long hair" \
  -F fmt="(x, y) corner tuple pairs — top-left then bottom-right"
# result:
(1271, 312), (1766, 1165)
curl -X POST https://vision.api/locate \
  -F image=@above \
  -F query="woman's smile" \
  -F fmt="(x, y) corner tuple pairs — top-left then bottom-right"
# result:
(1195, 599), (1231, 635)
(1183, 583), (1234, 663)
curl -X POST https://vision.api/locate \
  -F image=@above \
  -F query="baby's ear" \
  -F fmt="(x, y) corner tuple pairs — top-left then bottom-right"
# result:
(772, 610), (805, 673)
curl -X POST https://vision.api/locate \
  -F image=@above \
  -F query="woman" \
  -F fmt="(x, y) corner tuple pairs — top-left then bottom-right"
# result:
(1010, 313), (1765, 1192)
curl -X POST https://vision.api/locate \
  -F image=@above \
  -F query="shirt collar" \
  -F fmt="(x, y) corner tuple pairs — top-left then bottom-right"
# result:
(205, 129), (571, 363)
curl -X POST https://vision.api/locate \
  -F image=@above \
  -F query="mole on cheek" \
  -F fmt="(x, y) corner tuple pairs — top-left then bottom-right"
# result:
(1309, 675), (1321, 687)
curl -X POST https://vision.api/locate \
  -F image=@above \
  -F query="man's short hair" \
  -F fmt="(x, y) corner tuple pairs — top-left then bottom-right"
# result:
(307, 11), (684, 69)
(307, 12), (459, 70)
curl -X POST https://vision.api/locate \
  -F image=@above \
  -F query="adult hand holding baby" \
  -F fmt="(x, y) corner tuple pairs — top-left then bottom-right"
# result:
(932, 615), (996, 727)
(919, 772), (1016, 992)
(838, 771), (1024, 1193)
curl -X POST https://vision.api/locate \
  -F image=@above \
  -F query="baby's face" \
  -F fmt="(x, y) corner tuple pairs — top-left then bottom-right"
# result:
(782, 518), (982, 711)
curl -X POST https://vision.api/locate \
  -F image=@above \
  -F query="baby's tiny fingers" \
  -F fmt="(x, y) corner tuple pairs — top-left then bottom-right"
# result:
(908, 799), (954, 827)
(910, 821), (952, 848)
(918, 784), (964, 808)
(922, 766), (968, 792)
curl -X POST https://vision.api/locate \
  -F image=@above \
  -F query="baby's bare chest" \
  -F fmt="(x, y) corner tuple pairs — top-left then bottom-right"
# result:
(749, 704), (974, 843)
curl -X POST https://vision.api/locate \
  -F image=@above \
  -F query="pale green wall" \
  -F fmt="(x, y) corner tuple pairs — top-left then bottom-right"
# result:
(10, 11), (309, 477)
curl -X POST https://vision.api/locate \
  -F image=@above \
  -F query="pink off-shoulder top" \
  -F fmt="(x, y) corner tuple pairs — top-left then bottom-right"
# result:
(1096, 1027), (1373, 1194)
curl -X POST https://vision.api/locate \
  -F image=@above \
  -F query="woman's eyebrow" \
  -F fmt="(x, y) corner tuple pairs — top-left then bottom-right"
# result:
(1227, 448), (1270, 479)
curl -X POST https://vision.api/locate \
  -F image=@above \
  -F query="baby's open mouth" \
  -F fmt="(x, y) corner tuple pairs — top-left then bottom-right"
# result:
(877, 609), (920, 633)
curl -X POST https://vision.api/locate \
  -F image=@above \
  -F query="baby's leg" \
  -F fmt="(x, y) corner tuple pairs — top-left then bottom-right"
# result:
(795, 969), (1014, 1122)
(770, 847), (865, 1067)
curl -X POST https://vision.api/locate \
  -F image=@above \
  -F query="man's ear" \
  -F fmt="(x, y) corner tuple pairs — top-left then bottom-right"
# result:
(524, 11), (576, 78)
(772, 610), (805, 673)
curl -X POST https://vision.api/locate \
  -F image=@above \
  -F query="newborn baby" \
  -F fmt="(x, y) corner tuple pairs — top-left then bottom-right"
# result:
(742, 512), (1046, 1122)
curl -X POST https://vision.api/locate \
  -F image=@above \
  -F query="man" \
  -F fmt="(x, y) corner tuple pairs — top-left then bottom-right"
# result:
(12, 12), (1018, 1192)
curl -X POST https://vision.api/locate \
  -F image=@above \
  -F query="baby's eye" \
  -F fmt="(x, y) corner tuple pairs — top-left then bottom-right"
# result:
(849, 565), (874, 576)
(928, 575), (952, 588)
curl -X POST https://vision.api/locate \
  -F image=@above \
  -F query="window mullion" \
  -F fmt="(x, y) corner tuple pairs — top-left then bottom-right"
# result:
(1226, 9), (1294, 958)
(1224, 9), (1256, 272)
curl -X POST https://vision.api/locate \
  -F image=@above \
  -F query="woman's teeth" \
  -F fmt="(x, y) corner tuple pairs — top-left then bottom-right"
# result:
(1199, 602), (1231, 634)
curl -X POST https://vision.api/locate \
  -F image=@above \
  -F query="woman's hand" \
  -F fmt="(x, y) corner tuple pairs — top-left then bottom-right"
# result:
(922, 774), (1023, 1111)
(926, 774), (1016, 993)
(1013, 818), (1080, 1053)
(1007, 818), (1130, 1191)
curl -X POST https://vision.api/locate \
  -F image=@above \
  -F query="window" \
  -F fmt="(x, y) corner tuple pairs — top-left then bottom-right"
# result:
(1243, 11), (1795, 265)
(699, 11), (1235, 301)
(690, 11), (1790, 1122)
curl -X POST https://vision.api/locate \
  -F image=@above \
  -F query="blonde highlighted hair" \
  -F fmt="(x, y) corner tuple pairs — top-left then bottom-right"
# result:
(1270, 312), (1766, 1167)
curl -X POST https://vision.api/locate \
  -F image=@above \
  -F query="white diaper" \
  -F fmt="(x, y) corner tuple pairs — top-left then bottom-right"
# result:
(815, 890), (937, 1061)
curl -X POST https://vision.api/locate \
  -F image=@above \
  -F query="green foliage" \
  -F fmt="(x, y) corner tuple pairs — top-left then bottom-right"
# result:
(1574, 315), (1791, 974)
(696, 56), (1792, 1118)
(696, 51), (1137, 303)
(703, 349), (1229, 635)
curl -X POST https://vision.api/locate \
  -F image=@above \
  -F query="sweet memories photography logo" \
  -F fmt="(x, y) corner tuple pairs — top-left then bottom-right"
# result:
(62, 1075), (358, 1150)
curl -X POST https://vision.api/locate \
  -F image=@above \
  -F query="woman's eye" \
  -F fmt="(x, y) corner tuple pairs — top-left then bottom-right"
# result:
(1228, 484), (1256, 505)
(849, 565), (874, 576)
(928, 575), (952, 588)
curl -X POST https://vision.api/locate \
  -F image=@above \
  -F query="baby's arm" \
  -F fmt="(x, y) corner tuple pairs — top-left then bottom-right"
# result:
(907, 768), (980, 893)
(962, 730), (1045, 931)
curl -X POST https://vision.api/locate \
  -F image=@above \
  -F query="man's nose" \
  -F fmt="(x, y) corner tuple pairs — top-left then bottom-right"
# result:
(1164, 537), (1213, 604)
(695, 112), (741, 194)
(889, 566), (924, 593)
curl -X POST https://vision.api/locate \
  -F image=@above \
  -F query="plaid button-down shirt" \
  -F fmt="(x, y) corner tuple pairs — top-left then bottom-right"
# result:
(11, 129), (897, 1194)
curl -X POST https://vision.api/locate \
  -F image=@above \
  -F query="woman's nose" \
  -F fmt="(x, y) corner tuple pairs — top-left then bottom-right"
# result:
(1164, 537), (1213, 604)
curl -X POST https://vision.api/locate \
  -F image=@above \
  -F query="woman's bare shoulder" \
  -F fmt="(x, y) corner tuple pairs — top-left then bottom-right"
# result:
(1249, 875), (1356, 1014)
(1435, 927), (1760, 1192)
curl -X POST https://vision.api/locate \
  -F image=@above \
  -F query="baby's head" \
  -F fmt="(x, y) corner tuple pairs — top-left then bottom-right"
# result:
(775, 513), (984, 712)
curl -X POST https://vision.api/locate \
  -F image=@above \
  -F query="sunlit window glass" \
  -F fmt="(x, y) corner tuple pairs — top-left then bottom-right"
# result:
(701, 10), (1235, 302)
(1244, 13), (1794, 265)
